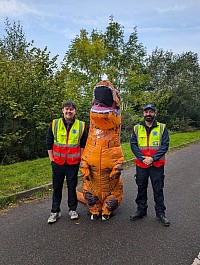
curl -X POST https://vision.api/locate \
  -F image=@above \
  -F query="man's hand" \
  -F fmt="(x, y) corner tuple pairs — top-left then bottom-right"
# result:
(142, 156), (153, 166)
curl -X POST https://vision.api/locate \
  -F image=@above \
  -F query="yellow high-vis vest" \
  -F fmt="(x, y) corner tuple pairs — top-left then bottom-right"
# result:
(134, 122), (166, 168)
(52, 118), (85, 165)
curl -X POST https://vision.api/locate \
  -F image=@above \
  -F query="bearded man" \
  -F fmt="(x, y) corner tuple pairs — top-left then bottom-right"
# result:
(130, 104), (170, 227)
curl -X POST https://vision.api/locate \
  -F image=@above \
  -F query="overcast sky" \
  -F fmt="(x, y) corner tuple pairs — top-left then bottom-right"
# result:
(0, 0), (200, 64)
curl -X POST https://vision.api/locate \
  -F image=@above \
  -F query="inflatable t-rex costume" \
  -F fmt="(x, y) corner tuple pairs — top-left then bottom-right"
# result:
(80, 80), (124, 220)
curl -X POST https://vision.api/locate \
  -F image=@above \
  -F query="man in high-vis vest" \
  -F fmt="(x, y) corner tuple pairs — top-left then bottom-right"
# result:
(130, 104), (170, 226)
(46, 101), (87, 223)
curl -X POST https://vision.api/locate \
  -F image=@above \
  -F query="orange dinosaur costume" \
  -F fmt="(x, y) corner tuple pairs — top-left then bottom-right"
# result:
(80, 80), (124, 220)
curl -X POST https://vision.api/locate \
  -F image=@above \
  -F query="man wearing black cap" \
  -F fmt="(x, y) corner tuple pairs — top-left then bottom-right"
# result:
(130, 104), (170, 226)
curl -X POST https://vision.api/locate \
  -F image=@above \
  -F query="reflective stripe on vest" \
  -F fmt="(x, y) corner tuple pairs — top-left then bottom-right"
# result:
(134, 122), (165, 168)
(52, 118), (85, 165)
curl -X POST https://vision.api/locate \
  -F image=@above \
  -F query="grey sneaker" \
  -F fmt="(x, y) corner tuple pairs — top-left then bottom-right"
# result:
(47, 212), (61, 223)
(69, 210), (79, 220)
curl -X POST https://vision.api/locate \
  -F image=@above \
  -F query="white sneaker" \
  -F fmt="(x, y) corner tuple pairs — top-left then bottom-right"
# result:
(69, 210), (79, 220)
(47, 212), (61, 223)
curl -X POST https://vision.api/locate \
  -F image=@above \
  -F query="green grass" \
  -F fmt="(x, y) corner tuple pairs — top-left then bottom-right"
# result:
(0, 158), (52, 198)
(1, 130), (200, 202)
(168, 131), (200, 147)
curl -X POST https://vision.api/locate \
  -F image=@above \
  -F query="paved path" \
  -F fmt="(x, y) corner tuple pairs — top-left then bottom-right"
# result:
(0, 143), (200, 265)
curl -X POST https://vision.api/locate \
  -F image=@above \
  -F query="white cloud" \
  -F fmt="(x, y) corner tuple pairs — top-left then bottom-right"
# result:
(156, 4), (191, 13)
(0, 0), (41, 17)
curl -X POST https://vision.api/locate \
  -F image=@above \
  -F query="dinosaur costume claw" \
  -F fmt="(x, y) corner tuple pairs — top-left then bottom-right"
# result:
(80, 80), (124, 218)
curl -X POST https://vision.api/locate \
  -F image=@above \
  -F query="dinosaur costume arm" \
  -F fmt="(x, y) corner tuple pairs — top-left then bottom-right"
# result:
(109, 157), (124, 180)
(80, 159), (90, 180)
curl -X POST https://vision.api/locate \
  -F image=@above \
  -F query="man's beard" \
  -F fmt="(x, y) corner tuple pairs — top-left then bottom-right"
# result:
(144, 116), (154, 122)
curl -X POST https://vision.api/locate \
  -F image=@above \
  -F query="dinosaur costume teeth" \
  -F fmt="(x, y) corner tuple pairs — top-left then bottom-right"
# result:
(80, 80), (124, 218)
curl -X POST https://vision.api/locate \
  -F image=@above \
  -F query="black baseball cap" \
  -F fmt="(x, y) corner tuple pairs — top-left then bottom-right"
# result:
(143, 104), (156, 111)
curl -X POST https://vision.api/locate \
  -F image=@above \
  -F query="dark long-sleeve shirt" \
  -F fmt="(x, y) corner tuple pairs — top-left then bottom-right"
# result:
(46, 118), (88, 150)
(130, 120), (170, 162)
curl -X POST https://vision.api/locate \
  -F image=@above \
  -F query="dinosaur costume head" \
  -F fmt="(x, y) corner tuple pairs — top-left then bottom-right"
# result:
(91, 80), (121, 129)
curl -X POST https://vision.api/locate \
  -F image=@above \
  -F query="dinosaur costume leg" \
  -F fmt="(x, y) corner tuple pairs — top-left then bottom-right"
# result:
(101, 177), (123, 215)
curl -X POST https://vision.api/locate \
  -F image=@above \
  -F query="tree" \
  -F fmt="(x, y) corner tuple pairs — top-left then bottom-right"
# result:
(167, 52), (200, 130)
(146, 49), (200, 130)
(0, 19), (60, 164)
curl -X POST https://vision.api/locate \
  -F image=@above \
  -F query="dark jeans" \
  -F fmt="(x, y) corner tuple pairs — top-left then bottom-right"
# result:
(51, 162), (79, 213)
(135, 165), (166, 215)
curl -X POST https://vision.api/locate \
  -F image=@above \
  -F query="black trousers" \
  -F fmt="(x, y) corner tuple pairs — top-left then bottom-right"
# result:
(135, 165), (166, 215)
(51, 162), (79, 213)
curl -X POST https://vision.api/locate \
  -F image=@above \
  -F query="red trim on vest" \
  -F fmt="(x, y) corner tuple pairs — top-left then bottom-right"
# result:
(53, 145), (81, 165)
(134, 149), (165, 168)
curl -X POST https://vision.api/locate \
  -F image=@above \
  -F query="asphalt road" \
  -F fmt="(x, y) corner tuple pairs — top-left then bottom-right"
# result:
(0, 143), (200, 265)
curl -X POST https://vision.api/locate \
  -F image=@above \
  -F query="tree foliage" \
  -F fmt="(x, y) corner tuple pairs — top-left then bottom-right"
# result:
(0, 20), (61, 164)
(145, 48), (200, 129)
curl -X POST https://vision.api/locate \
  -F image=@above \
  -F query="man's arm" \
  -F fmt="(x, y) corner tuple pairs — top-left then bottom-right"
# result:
(47, 150), (54, 162)
(80, 126), (88, 149)
(46, 123), (54, 162)
(152, 127), (170, 161)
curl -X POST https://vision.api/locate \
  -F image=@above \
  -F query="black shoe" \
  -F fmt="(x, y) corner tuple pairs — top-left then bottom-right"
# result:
(91, 214), (100, 220)
(102, 214), (110, 221)
(102, 212), (114, 221)
(130, 211), (147, 221)
(156, 214), (170, 227)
